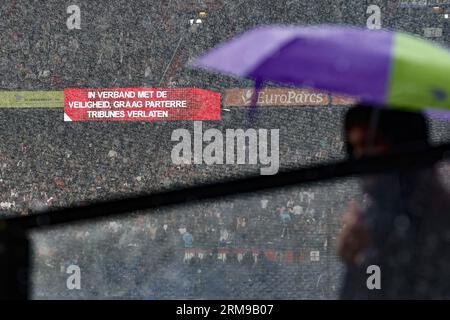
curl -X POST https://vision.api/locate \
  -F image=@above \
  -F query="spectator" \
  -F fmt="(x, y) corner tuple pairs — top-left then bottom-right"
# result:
(279, 207), (292, 239)
(182, 230), (193, 248)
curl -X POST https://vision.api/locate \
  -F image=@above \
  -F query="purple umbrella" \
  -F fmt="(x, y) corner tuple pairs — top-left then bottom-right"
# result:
(191, 25), (450, 120)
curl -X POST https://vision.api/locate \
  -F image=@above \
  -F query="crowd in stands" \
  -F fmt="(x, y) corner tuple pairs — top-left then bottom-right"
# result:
(31, 183), (350, 299)
(0, 0), (449, 299)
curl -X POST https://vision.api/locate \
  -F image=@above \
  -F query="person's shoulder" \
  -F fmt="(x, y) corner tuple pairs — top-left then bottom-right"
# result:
(423, 190), (450, 230)
(433, 189), (450, 216)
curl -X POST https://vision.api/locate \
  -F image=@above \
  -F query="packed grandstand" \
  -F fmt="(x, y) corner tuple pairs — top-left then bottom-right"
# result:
(0, 0), (449, 299)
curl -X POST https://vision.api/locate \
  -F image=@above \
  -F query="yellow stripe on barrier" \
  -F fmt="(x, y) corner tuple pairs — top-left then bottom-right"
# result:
(0, 91), (64, 108)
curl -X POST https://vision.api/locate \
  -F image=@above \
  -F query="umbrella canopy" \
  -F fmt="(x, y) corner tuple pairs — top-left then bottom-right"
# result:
(191, 25), (450, 112)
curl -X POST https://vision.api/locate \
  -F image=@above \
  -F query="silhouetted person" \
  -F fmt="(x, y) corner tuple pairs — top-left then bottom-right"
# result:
(338, 104), (450, 299)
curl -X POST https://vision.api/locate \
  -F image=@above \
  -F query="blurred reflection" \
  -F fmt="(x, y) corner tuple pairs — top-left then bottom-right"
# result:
(30, 182), (355, 299)
(339, 105), (450, 299)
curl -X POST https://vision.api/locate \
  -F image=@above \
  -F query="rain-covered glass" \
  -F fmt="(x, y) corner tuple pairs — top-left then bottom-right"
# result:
(0, 0), (449, 299)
